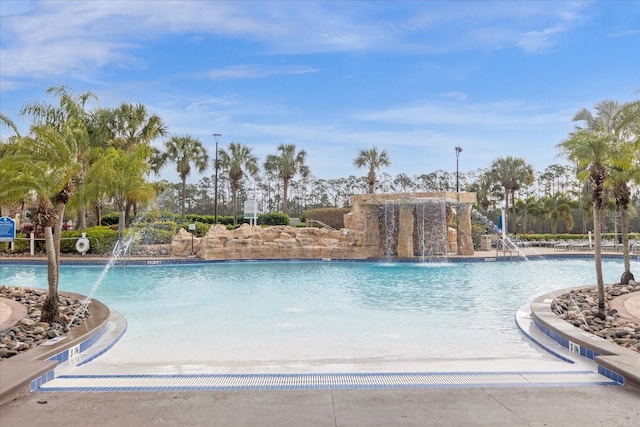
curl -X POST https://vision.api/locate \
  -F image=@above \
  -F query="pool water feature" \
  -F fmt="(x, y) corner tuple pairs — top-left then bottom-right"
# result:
(1, 258), (636, 375)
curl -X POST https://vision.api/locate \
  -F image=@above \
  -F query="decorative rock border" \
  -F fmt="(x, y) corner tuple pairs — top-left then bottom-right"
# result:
(530, 286), (640, 388)
(0, 286), (91, 358)
(550, 282), (640, 352)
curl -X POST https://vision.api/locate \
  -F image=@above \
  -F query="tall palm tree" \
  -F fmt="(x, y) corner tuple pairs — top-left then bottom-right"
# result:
(107, 102), (167, 225)
(607, 141), (639, 284)
(575, 98), (639, 284)
(87, 145), (154, 239)
(218, 142), (259, 225)
(353, 146), (391, 194)
(0, 124), (80, 322)
(20, 86), (97, 230)
(558, 128), (613, 319)
(163, 135), (209, 222)
(108, 103), (167, 151)
(489, 156), (535, 233)
(264, 144), (310, 215)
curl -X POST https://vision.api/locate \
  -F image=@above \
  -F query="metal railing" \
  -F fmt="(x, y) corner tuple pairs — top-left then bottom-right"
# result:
(306, 219), (337, 231)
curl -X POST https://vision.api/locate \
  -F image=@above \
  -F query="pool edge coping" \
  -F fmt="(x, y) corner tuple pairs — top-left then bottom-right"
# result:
(529, 286), (640, 389)
(0, 293), (113, 405)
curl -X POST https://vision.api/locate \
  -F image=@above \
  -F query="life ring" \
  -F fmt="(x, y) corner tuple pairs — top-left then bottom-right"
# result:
(76, 235), (90, 254)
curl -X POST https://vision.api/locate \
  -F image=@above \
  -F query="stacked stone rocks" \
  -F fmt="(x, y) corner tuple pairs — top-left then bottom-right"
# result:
(0, 285), (89, 358)
(552, 281), (640, 352)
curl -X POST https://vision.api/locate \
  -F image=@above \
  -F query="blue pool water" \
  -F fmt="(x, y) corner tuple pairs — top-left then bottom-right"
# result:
(1, 258), (636, 374)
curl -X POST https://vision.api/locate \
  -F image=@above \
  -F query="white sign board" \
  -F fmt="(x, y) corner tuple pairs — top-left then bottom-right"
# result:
(243, 200), (258, 218)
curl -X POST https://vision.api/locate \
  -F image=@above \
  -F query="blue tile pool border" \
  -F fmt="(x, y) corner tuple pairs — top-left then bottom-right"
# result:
(1, 252), (635, 268)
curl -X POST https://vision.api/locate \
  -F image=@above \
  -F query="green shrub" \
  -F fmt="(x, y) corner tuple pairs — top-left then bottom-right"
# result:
(100, 212), (120, 226)
(180, 221), (211, 237)
(258, 212), (289, 226)
(83, 226), (119, 254)
(0, 233), (34, 253)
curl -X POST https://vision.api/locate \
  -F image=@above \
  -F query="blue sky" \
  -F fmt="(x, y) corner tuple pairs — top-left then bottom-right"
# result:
(1, 1), (639, 185)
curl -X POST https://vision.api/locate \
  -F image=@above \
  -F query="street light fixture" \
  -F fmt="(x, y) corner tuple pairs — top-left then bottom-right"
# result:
(212, 133), (221, 224)
(455, 146), (463, 192)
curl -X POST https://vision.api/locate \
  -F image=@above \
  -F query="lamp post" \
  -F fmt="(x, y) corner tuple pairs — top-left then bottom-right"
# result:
(455, 146), (463, 192)
(212, 133), (221, 224)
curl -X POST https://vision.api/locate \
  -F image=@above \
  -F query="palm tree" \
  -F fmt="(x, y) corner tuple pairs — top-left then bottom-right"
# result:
(515, 196), (542, 233)
(218, 142), (259, 225)
(163, 135), (209, 222)
(541, 194), (575, 234)
(107, 102), (167, 225)
(489, 156), (535, 233)
(108, 103), (167, 151)
(353, 146), (391, 194)
(607, 140), (639, 284)
(0, 124), (80, 323)
(617, 99), (640, 148)
(264, 144), (310, 215)
(87, 145), (154, 239)
(575, 98), (639, 285)
(558, 128), (613, 319)
(19, 86), (97, 230)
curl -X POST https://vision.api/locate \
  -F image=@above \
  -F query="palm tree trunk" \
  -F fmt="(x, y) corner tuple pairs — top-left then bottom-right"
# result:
(620, 205), (634, 284)
(232, 188), (238, 226)
(94, 201), (102, 227)
(53, 201), (66, 265)
(41, 226), (60, 323)
(282, 178), (289, 215)
(77, 207), (87, 230)
(593, 204), (605, 319)
(181, 177), (187, 222)
(118, 209), (126, 241)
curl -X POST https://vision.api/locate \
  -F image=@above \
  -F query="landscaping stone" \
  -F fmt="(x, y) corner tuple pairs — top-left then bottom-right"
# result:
(0, 285), (90, 358)
(552, 281), (640, 352)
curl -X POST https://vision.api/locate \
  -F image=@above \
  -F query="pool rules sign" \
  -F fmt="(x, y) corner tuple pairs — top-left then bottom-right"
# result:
(0, 216), (16, 247)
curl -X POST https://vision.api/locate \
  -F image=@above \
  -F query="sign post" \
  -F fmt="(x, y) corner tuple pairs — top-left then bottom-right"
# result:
(188, 223), (196, 255)
(243, 200), (258, 226)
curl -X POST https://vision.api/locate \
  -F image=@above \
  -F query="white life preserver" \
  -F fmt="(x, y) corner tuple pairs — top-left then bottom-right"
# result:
(76, 234), (90, 254)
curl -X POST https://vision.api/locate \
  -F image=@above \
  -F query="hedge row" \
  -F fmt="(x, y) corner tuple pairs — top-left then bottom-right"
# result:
(102, 211), (290, 227)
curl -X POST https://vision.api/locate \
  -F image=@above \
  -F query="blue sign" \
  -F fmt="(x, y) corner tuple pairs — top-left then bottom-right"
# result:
(0, 216), (16, 242)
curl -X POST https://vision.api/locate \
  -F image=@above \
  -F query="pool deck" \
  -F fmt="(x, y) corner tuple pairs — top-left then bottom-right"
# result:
(1, 248), (640, 425)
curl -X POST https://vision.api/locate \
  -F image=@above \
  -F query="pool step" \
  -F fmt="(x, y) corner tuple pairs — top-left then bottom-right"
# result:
(36, 371), (617, 392)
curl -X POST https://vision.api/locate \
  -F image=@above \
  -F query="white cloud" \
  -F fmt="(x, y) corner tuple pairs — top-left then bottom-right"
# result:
(350, 99), (572, 128)
(207, 65), (318, 80)
(0, 1), (595, 82)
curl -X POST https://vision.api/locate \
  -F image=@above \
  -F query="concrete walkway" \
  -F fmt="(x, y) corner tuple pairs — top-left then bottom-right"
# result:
(1, 385), (640, 426)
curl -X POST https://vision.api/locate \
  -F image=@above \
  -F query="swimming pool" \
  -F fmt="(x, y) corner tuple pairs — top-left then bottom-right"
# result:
(1, 258), (636, 374)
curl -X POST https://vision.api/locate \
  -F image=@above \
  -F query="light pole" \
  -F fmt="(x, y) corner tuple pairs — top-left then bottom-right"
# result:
(455, 146), (463, 192)
(212, 133), (221, 224)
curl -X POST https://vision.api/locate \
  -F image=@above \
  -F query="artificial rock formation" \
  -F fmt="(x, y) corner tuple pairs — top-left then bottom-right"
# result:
(194, 224), (375, 260)
(344, 192), (476, 257)
(174, 191), (477, 260)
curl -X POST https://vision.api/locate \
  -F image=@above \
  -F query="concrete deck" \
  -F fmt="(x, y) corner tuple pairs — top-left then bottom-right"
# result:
(1, 249), (639, 426)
